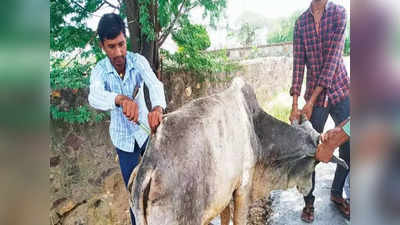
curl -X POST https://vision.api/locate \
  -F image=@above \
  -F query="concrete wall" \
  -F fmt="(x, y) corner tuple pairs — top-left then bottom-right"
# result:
(218, 42), (293, 61)
(163, 56), (293, 113)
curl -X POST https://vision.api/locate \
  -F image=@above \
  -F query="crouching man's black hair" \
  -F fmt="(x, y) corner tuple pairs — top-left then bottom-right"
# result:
(97, 13), (126, 43)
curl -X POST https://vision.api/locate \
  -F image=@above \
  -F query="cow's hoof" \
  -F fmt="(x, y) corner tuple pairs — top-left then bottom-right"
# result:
(301, 203), (315, 223)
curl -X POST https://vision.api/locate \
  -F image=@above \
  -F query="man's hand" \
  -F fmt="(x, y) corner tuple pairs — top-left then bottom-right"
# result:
(148, 106), (163, 133)
(116, 95), (139, 122)
(320, 127), (342, 143)
(301, 101), (314, 120)
(289, 106), (301, 124)
(301, 86), (322, 120)
(315, 142), (335, 163)
(316, 126), (349, 163)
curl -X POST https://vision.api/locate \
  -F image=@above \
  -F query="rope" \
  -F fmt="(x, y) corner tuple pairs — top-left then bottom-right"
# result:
(136, 121), (152, 153)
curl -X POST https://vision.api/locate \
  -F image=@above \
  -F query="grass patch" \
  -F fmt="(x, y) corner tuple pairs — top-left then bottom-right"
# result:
(268, 103), (291, 124)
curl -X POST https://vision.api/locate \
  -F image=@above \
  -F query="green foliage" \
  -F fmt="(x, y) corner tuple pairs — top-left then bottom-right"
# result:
(237, 23), (258, 46)
(139, 0), (156, 41)
(137, 0), (227, 41)
(267, 10), (351, 56)
(343, 35), (350, 56)
(50, 59), (93, 90)
(269, 104), (291, 124)
(173, 23), (211, 50)
(267, 11), (301, 44)
(164, 23), (240, 81)
(50, 0), (101, 52)
(50, 105), (108, 124)
(343, 17), (351, 56)
(50, 0), (228, 124)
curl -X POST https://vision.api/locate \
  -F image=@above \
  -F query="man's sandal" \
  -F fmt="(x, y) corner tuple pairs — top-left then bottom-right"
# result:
(331, 194), (350, 220)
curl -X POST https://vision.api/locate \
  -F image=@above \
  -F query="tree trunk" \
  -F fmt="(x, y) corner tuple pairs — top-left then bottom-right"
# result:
(124, 0), (160, 76)
(124, 0), (140, 53)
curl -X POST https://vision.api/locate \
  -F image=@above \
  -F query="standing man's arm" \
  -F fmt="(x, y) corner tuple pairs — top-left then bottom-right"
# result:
(137, 55), (167, 133)
(290, 19), (306, 124)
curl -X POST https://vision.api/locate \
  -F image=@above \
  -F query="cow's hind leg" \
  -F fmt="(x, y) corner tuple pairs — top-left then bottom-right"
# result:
(220, 203), (231, 225)
(233, 189), (250, 225)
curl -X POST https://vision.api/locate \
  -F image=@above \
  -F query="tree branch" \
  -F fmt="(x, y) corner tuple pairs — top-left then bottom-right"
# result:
(184, 2), (198, 13)
(104, 0), (120, 9)
(157, 0), (186, 46)
(95, 2), (106, 11)
(70, 0), (86, 11)
(70, 0), (105, 14)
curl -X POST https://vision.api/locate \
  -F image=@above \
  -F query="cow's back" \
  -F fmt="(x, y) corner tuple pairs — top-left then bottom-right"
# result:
(132, 81), (256, 225)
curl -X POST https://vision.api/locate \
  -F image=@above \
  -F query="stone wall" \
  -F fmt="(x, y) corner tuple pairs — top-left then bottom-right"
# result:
(49, 45), (296, 224)
(215, 42), (293, 61)
(164, 56), (293, 112)
(50, 121), (131, 225)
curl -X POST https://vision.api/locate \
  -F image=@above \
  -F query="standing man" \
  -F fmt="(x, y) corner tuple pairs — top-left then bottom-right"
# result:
(289, 0), (350, 222)
(88, 13), (166, 225)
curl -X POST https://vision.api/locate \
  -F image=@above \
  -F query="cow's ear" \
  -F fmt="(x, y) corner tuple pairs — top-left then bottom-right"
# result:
(300, 121), (320, 144)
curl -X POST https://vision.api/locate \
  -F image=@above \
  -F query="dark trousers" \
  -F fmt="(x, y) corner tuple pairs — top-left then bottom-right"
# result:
(116, 139), (148, 225)
(304, 97), (350, 204)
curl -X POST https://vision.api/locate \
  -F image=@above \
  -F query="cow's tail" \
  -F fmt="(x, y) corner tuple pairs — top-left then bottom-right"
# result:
(133, 169), (153, 225)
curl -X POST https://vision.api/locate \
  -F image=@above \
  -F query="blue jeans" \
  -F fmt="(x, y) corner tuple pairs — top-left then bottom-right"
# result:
(116, 138), (148, 225)
(304, 97), (350, 204)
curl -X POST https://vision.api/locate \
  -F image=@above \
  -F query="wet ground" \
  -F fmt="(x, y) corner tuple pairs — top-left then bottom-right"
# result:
(211, 117), (350, 225)
(268, 161), (349, 225)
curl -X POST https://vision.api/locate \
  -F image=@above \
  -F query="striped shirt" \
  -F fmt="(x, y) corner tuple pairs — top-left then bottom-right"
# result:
(290, 1), (350, 107)
(88, 52), (166, 152)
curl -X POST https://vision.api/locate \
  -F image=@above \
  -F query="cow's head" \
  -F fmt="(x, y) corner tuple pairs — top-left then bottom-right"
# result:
(287, 115), (320, 196)
(232, 77), (348, 196)
(289, 115), (348, 195)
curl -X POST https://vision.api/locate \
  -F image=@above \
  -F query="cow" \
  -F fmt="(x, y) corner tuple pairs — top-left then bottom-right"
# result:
(128, 77), (346, 225)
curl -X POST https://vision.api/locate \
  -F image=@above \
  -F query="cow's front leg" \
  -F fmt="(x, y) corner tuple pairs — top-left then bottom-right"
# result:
(220, 203), (231, 225)
(233, 188), (250, 225)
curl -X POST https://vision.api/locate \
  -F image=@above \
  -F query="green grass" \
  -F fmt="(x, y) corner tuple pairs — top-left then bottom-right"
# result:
(268, 103), (291, 124)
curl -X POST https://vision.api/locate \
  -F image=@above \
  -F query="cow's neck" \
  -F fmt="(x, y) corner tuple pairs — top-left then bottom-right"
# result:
(252, 111), (305, 165)
(249, 110), (313, 199)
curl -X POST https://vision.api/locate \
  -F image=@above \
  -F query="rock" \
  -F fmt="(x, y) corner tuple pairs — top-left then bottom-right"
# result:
(64, 133), (85, 151)
(50, 156), (60, 167)
(49, 211), (60, 225)
(57, 199), (77, 216)
(185, 86), (192, 97)
(51, 197), (67, 210)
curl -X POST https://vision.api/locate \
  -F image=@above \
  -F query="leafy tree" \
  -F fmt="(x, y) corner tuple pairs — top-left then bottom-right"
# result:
(236, 23), (258, 46)
(125, 0), (227, 73)
(50, 0), (229, 123)
(267, 10), (301, 44)
(226, 11), (267, 47)
(51, 0), (227, 71)
(343, 16), (350, 56)
(163, 23), (239, 81)
(267, 10), (351, 56)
